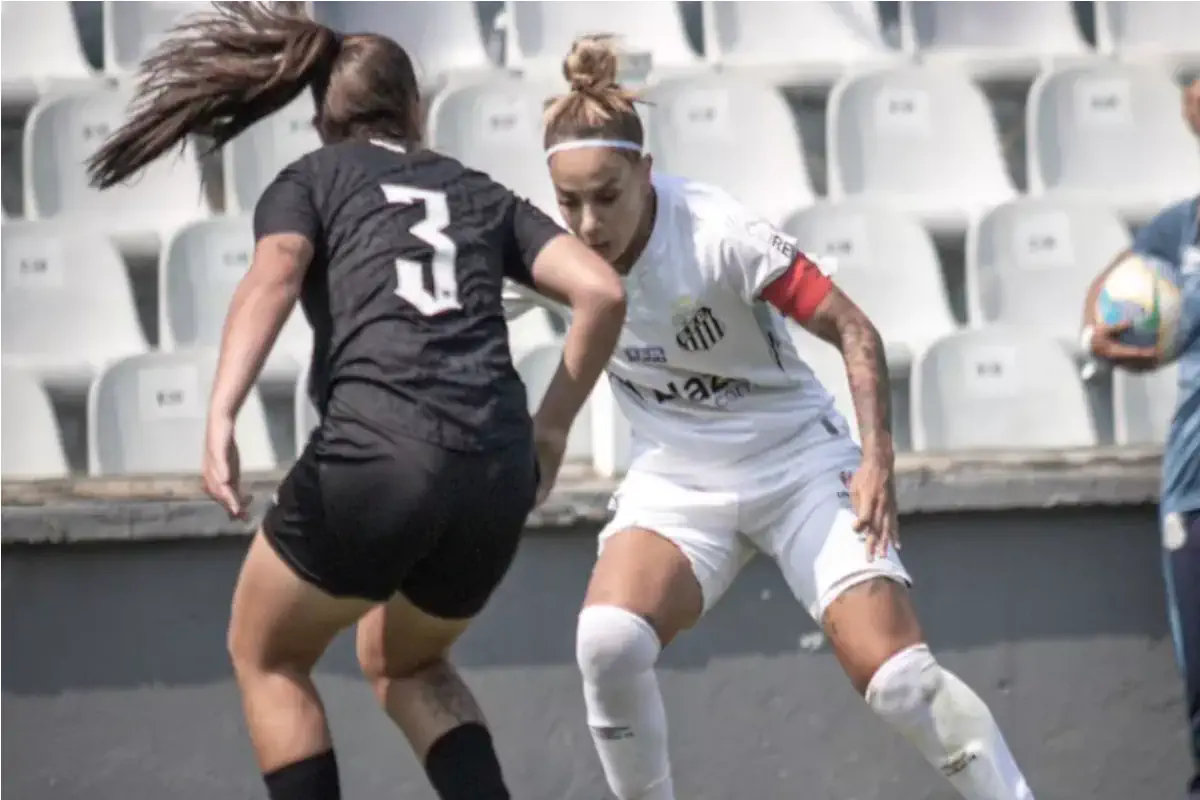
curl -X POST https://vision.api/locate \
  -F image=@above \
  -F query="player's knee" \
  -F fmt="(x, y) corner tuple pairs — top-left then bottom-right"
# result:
(356, 635), (442, 684)
(864, 643), (944, 726)
(226, 617), (265, 680)
(576, 605), (661, 686)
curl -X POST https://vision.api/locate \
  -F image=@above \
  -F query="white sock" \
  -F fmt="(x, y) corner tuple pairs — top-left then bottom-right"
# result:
(865, 644), (1035, 800)
(576, 604), (674, 800)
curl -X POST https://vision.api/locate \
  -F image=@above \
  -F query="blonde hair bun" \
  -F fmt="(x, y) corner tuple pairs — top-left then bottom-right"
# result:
(562, 34), (621, 94)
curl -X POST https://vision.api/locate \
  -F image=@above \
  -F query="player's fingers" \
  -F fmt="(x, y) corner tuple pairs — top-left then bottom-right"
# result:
(872, 499), (891, 559)
(1103, 342), (1159, 362)
(863, 530), (879, 562)
(213, 485), (242, 519)
(861, 496), (880, 560)
(1097, 321), (1133, 336)
(851, 488), (871, 532)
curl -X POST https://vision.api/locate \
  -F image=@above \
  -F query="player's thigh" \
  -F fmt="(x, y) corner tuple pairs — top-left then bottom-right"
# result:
(587, 481), (749, 645)
(355, 592), (474, 680)
(397, 436), (538, 623)
(229, 529), (374, 674)
(760, 444), (917, 689)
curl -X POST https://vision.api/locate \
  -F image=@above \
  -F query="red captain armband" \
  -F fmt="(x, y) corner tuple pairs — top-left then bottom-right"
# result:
(760, 253), (834, 323)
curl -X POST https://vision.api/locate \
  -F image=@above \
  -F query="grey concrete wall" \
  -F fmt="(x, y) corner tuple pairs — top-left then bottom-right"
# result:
(1, 506), (1190, 800)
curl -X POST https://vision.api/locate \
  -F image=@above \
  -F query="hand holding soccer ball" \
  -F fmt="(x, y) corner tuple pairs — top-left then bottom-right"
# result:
(1088, 252), (1182, 373)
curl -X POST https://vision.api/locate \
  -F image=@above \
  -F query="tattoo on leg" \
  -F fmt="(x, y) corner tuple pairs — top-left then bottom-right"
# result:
(416, 660), (485, 727)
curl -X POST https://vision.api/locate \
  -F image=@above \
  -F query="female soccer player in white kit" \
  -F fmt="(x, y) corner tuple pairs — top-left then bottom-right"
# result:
(524, 37), (1038, 800)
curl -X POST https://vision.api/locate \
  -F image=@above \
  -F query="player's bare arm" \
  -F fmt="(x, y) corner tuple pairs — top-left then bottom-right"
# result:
(802, 287), (893, 453)
(800, 288), (899, 558)
(211, 232), (312, 421)
(205, 232), (312, 518)
(527, 234), (628, 503)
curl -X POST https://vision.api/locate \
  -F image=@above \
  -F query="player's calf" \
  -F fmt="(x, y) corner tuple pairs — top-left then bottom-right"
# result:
(357, 598), (510, 800)
(865, 644), (1034, 800)
(824, 579), (1034, 800)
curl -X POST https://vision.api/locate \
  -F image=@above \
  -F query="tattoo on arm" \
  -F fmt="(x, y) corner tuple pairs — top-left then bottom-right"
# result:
(801, 287), (892, 446)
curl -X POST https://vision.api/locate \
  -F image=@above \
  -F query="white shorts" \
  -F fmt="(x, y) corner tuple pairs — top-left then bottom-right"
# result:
(598, 415), (911, 621)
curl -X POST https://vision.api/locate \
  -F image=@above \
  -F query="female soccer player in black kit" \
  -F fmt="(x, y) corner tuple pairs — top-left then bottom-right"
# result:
(86, 5), (625, 800)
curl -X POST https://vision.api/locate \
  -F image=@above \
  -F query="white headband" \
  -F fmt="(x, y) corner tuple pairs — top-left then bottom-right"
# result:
(545, 139), (642, 158)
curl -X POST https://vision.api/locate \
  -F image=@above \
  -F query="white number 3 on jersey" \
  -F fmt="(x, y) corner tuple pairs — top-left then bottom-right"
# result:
(382, 184), (462, 316)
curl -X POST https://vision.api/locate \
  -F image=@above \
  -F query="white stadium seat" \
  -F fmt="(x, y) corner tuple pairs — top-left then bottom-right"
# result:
(588, 373), (632, 478)
(515, 343), (593, 461)
(425, 79), (561, 219)
(159, 216), (311, 385)
(702, 0), (905, 89)
(87, 349), (276, 476)
(223, 93), (321, 214)
(900, 1), (1093, 82)
(506, 309), (562, 363)
(827, 67), (1017, 237)
(1, 0), (98, 112)
(2, 220), (147, 394)
(505, 1), (702, 84)
(911, 328), (1098, 451)
(784, 201), (958, 370)
(1095, 1), (1200, 76)
(1114, 364), (1178, 446)
(1027, 63), (1200, 225)
(1, 366), (70, 480)
(643, 75), (816, 226)
(23, 86), (210, 259)
(966, 198), (1132, 351)
(103, 1), (210, 77)
(312, 1), (495, 89)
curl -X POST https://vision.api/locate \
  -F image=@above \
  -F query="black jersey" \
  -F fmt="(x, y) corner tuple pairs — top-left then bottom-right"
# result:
(253, 138), (565, 454)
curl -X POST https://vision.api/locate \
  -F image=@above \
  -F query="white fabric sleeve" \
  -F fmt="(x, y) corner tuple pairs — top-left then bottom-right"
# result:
(714, 205), (803, 304)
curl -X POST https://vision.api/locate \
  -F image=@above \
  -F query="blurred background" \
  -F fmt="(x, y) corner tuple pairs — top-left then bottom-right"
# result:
(3, 4), (1199, 800)
(2, 0), (1197, 480)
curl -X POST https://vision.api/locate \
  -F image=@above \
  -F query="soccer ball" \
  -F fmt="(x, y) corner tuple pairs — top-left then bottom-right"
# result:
(1095, 252), (1183, 364)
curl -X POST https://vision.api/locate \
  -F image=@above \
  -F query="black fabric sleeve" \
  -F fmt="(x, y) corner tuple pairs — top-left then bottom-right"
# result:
(503, 194), (567, 288)
(253, 164), (320, 243)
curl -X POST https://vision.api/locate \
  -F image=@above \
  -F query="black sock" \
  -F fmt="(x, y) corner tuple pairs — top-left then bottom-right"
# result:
(424, 722), (510, 800)
(263, 749), (340, 800)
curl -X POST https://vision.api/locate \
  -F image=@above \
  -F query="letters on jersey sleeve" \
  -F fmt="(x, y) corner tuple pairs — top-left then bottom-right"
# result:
(717, 207), (833, 323)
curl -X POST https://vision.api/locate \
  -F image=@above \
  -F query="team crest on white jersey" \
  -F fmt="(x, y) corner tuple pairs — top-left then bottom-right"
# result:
(672, 298), (727, 353)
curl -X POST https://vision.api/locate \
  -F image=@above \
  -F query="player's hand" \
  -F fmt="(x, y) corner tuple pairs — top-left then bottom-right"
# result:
(532, 424), (569, 507)
(203, 414), (249, 520)
(850, 445), (900, 561)
(1089, 321), (1159, 373)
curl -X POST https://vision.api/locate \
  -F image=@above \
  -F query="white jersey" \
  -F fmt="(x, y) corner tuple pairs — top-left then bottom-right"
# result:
(608, 174), (837, 469)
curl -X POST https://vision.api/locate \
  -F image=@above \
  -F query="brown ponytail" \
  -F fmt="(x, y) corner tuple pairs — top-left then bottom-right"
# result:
(87, 1), (422, 190)
(543, 34), (645, 153)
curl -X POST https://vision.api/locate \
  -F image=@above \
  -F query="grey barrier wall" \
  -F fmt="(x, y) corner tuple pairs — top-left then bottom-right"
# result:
(2, 448), (1192, 800)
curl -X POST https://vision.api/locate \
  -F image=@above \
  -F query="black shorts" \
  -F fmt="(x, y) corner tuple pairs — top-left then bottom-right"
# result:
(262, 433), (537, 618)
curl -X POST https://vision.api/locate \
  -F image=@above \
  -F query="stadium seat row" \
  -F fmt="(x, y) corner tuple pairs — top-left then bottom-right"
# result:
(0, 325), (1172, 480)
(4, 1), (1197, 110)
(8, 60), (1197, 260)
(0, 197), (1168, 398)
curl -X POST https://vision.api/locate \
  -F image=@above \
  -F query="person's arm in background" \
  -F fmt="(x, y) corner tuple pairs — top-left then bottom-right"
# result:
(1081, 201), (1189, 374)
(504, 197), (626, 504)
